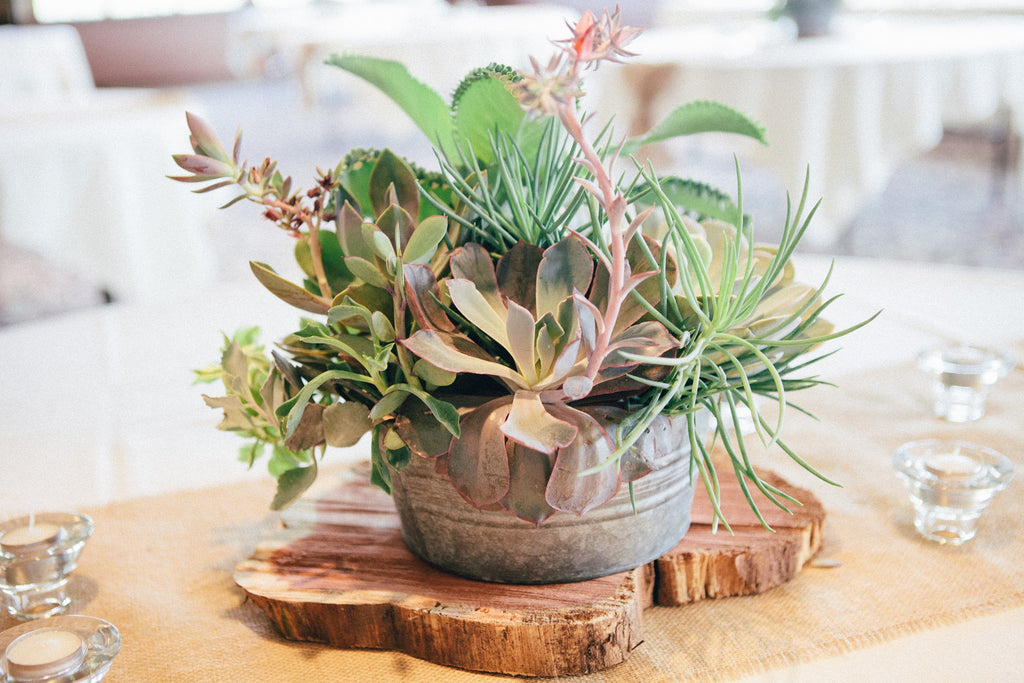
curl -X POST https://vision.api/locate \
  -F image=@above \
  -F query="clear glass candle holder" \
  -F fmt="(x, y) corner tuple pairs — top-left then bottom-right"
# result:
(917, 345), (1014, 422)
(0, 615), (120, 682)
(0, 513), (93, 620)
(892, 440), (1014, 545)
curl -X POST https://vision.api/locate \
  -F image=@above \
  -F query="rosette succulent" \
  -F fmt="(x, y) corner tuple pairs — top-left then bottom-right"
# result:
(176, 8), (872, 527)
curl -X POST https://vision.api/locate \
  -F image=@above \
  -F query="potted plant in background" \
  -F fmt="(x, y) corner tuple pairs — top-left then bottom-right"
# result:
(771, 0), (843, 38)
(174, 8), (870, 584)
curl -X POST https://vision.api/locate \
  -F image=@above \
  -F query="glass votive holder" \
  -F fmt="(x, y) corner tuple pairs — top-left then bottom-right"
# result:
(0, 615), (120, 682)
(892, 440), (1014, 545)
(917, 344), (1014, 422)
(0, 513), (93, 620)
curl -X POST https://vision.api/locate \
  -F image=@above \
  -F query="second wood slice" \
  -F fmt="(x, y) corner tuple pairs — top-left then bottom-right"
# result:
(235, 462), (824, 676)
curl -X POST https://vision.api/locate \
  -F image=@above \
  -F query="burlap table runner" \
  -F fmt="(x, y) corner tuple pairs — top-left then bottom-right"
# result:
(4, 352), (1020, 681)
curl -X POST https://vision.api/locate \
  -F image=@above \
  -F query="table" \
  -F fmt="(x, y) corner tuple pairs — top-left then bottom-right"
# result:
(227, 1), (578, 116)
(0, 24), (219, 303)
(595, 15), (1024, 245)
(1, 255), (1022, 680)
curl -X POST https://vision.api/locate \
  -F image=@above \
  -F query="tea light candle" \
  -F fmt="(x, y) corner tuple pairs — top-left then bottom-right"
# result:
(0, 519), (63, 556)
(3, 628), (87, 680)
(924, 449), (984, 481)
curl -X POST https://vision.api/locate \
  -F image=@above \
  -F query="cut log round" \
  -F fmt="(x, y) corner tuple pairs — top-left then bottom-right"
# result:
(234, 463), (824, 676)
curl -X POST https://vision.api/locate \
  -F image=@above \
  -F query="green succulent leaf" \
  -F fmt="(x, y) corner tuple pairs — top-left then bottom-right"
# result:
(413, 358), (457, 387)
(326, 55), (457, 159)
(401, 215), (449, 265)
(390, 383), (462, 437)
(369, 149), (420, 219)
(249, 261), (330, 314)
(322, 402), (372, 447)
(369, 389), (410, 420)
(270, 461), (318, 511)
(452, 70), (527, 165)
(624, 100), (768, 156)
(344, 255), (390, 289)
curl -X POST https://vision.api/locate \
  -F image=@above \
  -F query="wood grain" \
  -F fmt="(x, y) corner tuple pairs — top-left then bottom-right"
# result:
(234, 463), (823, 676)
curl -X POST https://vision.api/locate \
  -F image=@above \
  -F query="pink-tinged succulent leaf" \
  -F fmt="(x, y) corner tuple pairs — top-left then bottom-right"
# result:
(590, 233), (673, 335)
(375, 202), (415, 256)
(571, 291), (603, 353)
(185, 111), (231, 163)
(249, 261), (330, 314)
(535, 316), (558, 376)
(501, 391), (577, 454)
(446, 398), (513, 507)
(496, 242), (543, 314)
(561, 374), (593, 400)
(336, 202), (375, 261)
(450, 243), (505, 315)
(504, 300), (538, 384)
(403, 264), (456, 332)
(501, 442), (557, 524)
(622, 206), (654, 247)
(599, 320), (678, 372)
(446, 279), (510, 349)
(536, 236), (594, 320)
(618, 411), (676, 482)
(231, 129), (243, 165)
(544, 405), (620, 515)
(393, 404), (454, 458)
(402, 329), (524, 388)
(172, 153), (234, 179)
(544, 337), (583, 388)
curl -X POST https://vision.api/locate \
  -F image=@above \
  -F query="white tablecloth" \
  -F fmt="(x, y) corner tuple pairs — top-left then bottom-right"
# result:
(227, 2), (578, 131)
(595, 15), (1024, 245)
(0, 90), (220, 302)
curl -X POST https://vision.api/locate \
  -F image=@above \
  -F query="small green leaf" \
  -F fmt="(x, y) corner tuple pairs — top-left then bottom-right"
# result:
(369, 390), (409, 420)
(322, 402), (372, 447)
(270, 462), (318, 511)
(344, 255), (390, 289)
(370, 310), (396, 342)
(413, 358), (456, 387)
(401, 215), (448, 265)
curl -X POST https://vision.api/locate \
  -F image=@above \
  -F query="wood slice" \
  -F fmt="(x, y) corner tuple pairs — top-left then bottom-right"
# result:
(235, 465), (652, 677)
(655, 471), (825, 605)
(234, 463), (824, 676)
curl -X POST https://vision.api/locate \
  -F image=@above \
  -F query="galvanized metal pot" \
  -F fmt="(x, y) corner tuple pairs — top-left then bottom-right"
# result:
(390, 410), (712, 584)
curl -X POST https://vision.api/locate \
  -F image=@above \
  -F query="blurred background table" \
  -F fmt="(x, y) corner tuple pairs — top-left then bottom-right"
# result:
(596, 14), (1024, 246)
(0, 24), (218, 304)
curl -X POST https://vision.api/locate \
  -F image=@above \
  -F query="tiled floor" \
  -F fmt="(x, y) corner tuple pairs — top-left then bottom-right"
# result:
(2, 79), (1021, 326)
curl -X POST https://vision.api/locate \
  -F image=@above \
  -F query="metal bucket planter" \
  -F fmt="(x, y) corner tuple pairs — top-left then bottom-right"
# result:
(390, 410), (713, 584)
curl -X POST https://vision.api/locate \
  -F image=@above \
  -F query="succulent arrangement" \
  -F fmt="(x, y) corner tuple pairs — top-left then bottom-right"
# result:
(177, 9), (869, 528)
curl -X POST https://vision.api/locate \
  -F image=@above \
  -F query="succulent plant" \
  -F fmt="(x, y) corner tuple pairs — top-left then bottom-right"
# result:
(176, 8), (873, 525)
